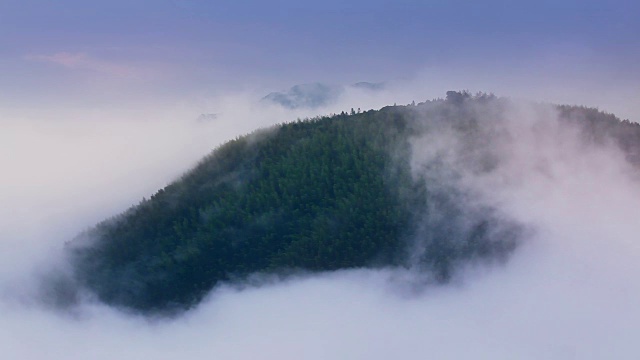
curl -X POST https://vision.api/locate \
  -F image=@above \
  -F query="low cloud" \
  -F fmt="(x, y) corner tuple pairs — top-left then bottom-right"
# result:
(1, 89), (640, 359)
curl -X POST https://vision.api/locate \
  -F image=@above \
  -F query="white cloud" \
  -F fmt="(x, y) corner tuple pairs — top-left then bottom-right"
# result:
(1, 89), (640, 359)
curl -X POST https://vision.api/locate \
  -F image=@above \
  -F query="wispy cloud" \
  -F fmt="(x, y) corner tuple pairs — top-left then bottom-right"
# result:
(25, 52), (148, 79)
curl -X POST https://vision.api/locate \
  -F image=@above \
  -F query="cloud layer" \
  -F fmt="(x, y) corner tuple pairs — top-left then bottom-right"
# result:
(1, 90), (640, 359)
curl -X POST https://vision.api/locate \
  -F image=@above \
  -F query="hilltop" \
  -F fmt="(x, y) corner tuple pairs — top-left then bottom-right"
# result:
(67, 92), (640, 313)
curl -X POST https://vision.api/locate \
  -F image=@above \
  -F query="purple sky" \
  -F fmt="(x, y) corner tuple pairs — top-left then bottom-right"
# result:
(1, 0), (639, 118)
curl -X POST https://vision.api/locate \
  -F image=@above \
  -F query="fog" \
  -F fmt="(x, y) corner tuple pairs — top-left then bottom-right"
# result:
(2, 87), (640, 359)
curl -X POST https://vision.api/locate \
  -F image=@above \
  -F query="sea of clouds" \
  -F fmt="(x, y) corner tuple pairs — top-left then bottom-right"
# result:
(1, 84), (639, 359)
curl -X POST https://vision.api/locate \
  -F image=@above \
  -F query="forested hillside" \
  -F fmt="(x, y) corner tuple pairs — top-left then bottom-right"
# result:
(68, 92), (640, 313)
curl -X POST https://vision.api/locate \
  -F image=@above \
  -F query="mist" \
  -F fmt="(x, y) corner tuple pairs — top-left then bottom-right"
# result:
(2, 87), (640, 359)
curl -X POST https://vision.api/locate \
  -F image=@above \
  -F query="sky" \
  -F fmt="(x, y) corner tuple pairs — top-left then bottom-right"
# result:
(2, 1), (640, 359)
(1, 0), (639, 117)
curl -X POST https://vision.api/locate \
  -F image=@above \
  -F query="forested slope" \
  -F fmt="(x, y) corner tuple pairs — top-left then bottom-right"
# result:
(68, 92), (640, 313)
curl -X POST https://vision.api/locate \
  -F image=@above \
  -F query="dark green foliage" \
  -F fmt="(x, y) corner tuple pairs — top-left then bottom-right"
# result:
(69, 93), (634, 313)
(71, 108), (421, 312)
(557, 105), (640, 165)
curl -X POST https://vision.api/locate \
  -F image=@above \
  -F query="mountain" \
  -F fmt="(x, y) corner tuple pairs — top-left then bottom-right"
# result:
(262, 83), (343, 109)
(351, 81), (386, 91)
(67, 92), (640, 314)
(262, 82), (386, 109)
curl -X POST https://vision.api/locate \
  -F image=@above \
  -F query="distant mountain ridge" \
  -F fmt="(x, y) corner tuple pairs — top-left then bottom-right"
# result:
(262, 81), (386, 109)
